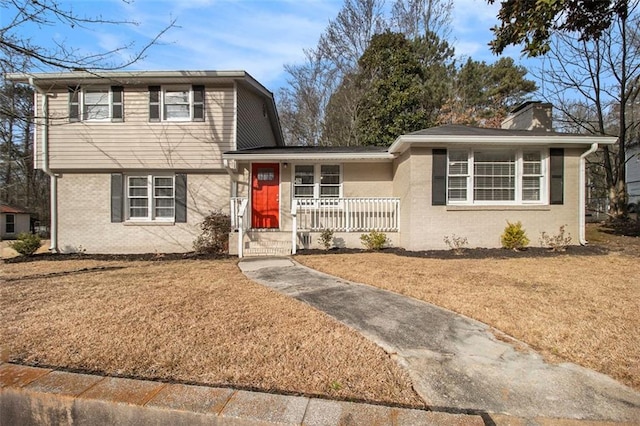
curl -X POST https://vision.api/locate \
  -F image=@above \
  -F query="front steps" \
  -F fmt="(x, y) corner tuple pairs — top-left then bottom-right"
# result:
(242, 230), (293, 257)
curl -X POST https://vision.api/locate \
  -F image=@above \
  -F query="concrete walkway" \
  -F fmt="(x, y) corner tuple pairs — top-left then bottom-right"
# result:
(239, 257), (640, 423)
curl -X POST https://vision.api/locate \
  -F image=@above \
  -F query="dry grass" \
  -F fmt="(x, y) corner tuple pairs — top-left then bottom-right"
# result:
(0, 259), (422, 407)
(297, 238), (640, 391)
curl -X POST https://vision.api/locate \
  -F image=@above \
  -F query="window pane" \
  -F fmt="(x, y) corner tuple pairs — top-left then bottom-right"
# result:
(523, 151), (541, 162)
(165, 91), (189, 103)
(129, 187), (148, 197)
(523, 176), (541, 201)
(257, 168), (275, 181)
(523, 162), (541, 174)
(130, 198), (148, 208)
(154, 177), (173, 187)
(320, 186), (340, 197)
(294, 186), (314, 198)
(294, 165), (314, 184)
(448, 151), (468, 175)
(130, 207), (148, 217)
(473, 150), (515, 201)
(448, 176), (467, 201)
(165, 104), (190, 118)
(155, 187), (173, 197)
(155, 208), (174, 217)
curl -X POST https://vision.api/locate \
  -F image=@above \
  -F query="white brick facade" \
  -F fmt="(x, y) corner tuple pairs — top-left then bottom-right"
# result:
(57, 173), (229, 253)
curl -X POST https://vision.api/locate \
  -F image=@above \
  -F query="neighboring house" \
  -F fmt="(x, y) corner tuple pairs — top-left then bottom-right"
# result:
(9, 71), (616, 256)
(0, 204), (31, 240)
(626, 145), (640, 212)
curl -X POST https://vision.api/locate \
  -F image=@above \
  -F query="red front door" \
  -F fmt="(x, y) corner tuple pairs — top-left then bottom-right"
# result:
(251, 163), (280, 228)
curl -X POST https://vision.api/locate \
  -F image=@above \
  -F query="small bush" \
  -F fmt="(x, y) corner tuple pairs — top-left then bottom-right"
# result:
(318, 229), (334, 250)
(443, 234), (468, 255)
(193, 210), (232, 254)
(360, 231), (388, 251)
(501, 221), (529, 251)
(540, 225), (572, 252)
(10, 233), (42, 256)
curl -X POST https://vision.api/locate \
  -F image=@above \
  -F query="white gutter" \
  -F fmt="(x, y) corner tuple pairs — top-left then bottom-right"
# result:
(222, 152), (394, 162)
(579, 143), (599, 245)
(30, 77), (58, 252)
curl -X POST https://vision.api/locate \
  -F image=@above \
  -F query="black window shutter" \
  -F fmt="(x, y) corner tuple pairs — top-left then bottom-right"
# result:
(111, 173), (124, 222)
(149, 86), (160, 122)
(432, 149), (447, 206)
(550, 148), (564, 205)
(68, 86), (80, 122)
(175, 174), (187, 223)
(192, 85), (205, 121)
(111, 86), (123, 122)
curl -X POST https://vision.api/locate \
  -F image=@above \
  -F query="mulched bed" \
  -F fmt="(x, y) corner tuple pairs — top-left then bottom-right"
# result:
(296, 244), (609, 260)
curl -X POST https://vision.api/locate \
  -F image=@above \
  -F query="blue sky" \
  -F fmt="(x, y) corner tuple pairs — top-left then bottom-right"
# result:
(3, 0), (527, 91)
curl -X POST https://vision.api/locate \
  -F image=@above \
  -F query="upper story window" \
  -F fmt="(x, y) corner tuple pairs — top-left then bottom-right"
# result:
(293, 164), (342, 200)
(148, 85), (205, 122)
(447, 149), (546, 205)
(68, 86), (123, 122)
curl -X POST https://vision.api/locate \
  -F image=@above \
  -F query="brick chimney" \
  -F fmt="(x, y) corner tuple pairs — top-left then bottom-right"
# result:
(501, 101), (553, 131)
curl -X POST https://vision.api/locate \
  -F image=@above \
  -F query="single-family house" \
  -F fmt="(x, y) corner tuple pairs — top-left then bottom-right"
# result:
(9, 71), (616, 256)
(0, 204), (31, 240)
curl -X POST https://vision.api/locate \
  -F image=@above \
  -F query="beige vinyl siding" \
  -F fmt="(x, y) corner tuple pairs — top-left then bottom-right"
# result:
(42, 85), (234, 170)
(236, 84), (277, 149)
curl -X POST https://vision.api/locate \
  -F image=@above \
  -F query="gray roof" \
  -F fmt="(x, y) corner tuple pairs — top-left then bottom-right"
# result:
(224, 145), (389, 155)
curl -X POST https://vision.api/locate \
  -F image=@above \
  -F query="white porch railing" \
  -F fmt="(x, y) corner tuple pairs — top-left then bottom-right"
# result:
(231, 197), (249, 258)
(293, 197), (400, 232)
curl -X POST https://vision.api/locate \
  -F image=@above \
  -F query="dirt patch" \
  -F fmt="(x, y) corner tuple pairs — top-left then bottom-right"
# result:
(296, 225), (640, 391)
(0, 259), (422, 407)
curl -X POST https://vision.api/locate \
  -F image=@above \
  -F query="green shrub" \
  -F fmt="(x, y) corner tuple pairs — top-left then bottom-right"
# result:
(10, 233), (42, 256)
(360, 231), (388, 251)
(501, 221), (529, 250)
(193, 210), (232, 254)
(540, 225), (572, 251)
(318, 228), (334, 250)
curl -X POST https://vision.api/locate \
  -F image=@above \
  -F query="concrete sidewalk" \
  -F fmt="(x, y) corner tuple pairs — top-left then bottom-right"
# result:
(239, 257), (640, 423)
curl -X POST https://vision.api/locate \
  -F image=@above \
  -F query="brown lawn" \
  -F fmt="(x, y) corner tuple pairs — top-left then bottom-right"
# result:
(296, 224), (640, 391)
(0, 258), (422, 407)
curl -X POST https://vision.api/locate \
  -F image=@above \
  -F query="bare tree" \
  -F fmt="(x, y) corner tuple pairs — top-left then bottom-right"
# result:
(390, 0), (453, 40)
(0, 0), (175, 72)
(537, 2), (640, 217)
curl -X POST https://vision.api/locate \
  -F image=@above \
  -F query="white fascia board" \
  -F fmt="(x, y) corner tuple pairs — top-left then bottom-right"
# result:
(389, 134), (618, 154)
(5, 70), (249, 86)
(222, 152), (394, 162)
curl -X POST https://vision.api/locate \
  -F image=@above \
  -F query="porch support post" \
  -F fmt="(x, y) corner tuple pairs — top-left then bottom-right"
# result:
(291, 199), (297, 255)
(238, 215), (244, 258)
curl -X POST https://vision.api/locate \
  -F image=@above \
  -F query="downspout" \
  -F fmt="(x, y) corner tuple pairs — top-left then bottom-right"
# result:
(579, 143), (599, 245)
(30, 78), (58, 252)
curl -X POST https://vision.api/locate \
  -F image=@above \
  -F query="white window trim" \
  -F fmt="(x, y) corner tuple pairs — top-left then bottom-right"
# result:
(447, 148), (548, 206)
(125, 174), (176, 222)
(292, 164), (343, 202)
(162, 85), (192, 122)
(82, 86), (112, 122)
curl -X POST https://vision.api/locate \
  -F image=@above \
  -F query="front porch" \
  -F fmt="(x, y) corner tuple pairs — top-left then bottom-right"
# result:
(230, 197), (400, 257)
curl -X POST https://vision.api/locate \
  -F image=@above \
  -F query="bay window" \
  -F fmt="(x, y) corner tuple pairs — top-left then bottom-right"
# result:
(447, 149), (546, 204)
